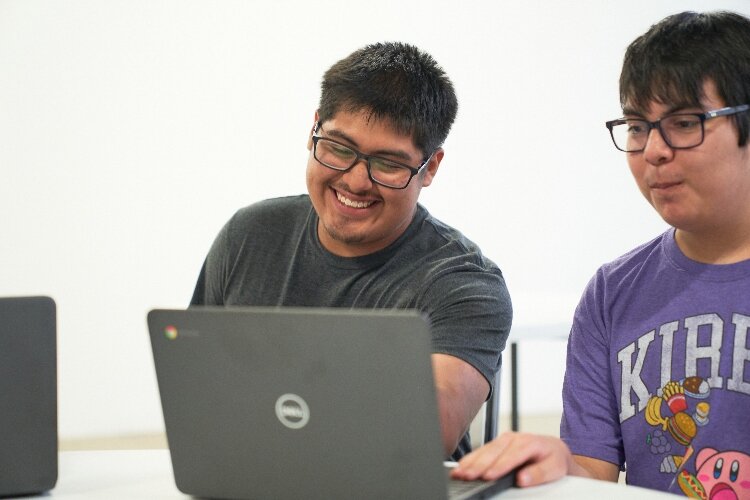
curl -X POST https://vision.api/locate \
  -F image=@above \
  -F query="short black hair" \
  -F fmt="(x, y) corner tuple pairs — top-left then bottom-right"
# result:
(318, 42), (458, 156)
(620, 11), (750, 146)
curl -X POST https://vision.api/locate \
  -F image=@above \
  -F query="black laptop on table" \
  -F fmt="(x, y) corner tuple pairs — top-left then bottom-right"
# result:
(148, 307), (515, 499)
(0, 296), (58, 498)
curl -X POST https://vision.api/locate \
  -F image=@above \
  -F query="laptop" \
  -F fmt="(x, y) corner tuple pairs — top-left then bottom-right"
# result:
(148, 307), (515, 499)
(0, 296), (58, 498)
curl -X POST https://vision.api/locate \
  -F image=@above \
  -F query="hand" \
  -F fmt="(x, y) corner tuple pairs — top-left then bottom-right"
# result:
(450, 432), (573, 487)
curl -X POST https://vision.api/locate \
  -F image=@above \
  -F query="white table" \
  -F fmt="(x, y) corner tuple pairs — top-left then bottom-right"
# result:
(17, 450), (674, 499)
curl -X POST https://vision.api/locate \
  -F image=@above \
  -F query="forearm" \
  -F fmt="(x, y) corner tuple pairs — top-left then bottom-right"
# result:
(434, 383), (475, 456)
(570, 455), (620, 482)
(431, 353), (490, 456)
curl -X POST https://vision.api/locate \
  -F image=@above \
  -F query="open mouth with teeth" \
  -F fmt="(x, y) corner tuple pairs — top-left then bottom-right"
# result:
(336, 190), (376, 209)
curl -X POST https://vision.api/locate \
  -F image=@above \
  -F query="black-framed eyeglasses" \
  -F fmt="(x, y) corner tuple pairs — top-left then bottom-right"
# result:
(605, 104), (750, 152)
(311, 128), (433, 189)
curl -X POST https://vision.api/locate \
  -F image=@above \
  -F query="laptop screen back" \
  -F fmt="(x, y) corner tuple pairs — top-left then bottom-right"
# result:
(0, 296), (58, 497)
(148, 307), (451, 499)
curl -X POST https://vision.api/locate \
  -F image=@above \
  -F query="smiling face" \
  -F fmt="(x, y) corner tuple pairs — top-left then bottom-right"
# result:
(625, 80), (750, 241)
(305, 109), (442, 257)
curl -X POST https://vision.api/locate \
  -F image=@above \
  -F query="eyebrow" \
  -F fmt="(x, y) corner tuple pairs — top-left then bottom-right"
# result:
(320, 126), (415, 163)
(621, 103), (702, 118)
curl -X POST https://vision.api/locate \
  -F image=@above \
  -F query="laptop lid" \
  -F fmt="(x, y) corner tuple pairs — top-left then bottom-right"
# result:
(0, 296), (58, 497)
(148, 307), (512, 499)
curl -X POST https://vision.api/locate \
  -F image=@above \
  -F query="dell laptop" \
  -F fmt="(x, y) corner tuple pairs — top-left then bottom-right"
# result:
(148, 307), (514, 499)
(0, 296), (58, 498)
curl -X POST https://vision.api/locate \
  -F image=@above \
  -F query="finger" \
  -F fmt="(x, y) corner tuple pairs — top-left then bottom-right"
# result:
(476, 435), (535, 481)
(510, 438), (570, 487)
(454, 433), (528, 481)
(452, 436), (511, 480)
(514, 457), (568, 487)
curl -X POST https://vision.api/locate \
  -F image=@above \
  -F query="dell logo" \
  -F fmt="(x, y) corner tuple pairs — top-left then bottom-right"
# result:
(274, 393), (310, 429)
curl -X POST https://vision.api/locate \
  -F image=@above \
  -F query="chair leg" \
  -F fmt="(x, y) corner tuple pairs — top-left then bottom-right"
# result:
(483, 355), (502, 443)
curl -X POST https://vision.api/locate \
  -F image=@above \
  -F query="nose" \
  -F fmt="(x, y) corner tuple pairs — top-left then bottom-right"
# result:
(642, 126), (674, 166)
(342, 158), (374, 192)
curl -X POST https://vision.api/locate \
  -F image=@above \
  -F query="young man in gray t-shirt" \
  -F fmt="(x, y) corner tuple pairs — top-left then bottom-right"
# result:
(192, 42), (513, 460)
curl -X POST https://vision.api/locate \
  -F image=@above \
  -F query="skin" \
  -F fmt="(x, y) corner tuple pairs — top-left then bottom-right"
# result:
(452, 79), (750, 486)
(450, 432), (618, 486)
(625, 81), (750, 264)
(432, 353), (490, 456)
(306, 108), (441, 258)
(306, 109), (490, 456)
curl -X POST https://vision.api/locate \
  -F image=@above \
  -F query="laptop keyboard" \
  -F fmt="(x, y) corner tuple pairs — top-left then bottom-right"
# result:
(443, 463), (515, 499)
(448, 477), (492, 497)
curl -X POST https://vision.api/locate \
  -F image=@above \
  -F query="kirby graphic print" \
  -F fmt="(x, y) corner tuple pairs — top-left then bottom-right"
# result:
(677, 448), (750, 499)
(641, 378), (750, 498)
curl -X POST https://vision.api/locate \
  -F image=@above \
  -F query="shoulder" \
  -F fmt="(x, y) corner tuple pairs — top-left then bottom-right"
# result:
(407, 207), (509, 312)
(592, 230), (670, 291)
(226, 195), (311, 231)
(572, 230), (670, 339)
(232, 195), (311, 221)
(414, 205), (500, 274)
(213, 195), (313, 249)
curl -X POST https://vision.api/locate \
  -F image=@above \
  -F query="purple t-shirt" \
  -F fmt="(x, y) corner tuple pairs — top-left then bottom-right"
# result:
(561, 229), (750, 497)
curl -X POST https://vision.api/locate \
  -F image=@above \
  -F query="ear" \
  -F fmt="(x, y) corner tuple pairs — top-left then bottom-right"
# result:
(419, 148), (444, 188)
(306, 110), (320, 151)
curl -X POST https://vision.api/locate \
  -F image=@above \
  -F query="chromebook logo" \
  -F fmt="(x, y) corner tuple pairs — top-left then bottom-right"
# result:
(164, 325), (178, 340)
(275, 394), (310, 429)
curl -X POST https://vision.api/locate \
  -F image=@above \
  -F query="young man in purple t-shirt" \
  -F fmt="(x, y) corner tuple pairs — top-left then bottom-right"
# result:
(452, 10), (750, 498)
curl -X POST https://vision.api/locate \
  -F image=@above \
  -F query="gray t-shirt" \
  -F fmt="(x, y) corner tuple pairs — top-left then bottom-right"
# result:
(191, 195), (512, 459)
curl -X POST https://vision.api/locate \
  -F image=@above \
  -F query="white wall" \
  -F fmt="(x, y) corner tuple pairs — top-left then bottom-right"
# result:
(2, 0), (747, 439)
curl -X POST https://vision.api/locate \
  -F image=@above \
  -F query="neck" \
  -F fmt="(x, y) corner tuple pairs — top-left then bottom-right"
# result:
(675, 222), (750, 264)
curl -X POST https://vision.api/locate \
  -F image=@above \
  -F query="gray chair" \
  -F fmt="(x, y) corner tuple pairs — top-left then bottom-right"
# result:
(469, 356), (502, 448)
(483, 357), (502, 444)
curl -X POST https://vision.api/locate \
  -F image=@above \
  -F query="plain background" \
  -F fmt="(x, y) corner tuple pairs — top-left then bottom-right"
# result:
(2, 0), (748, 440)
